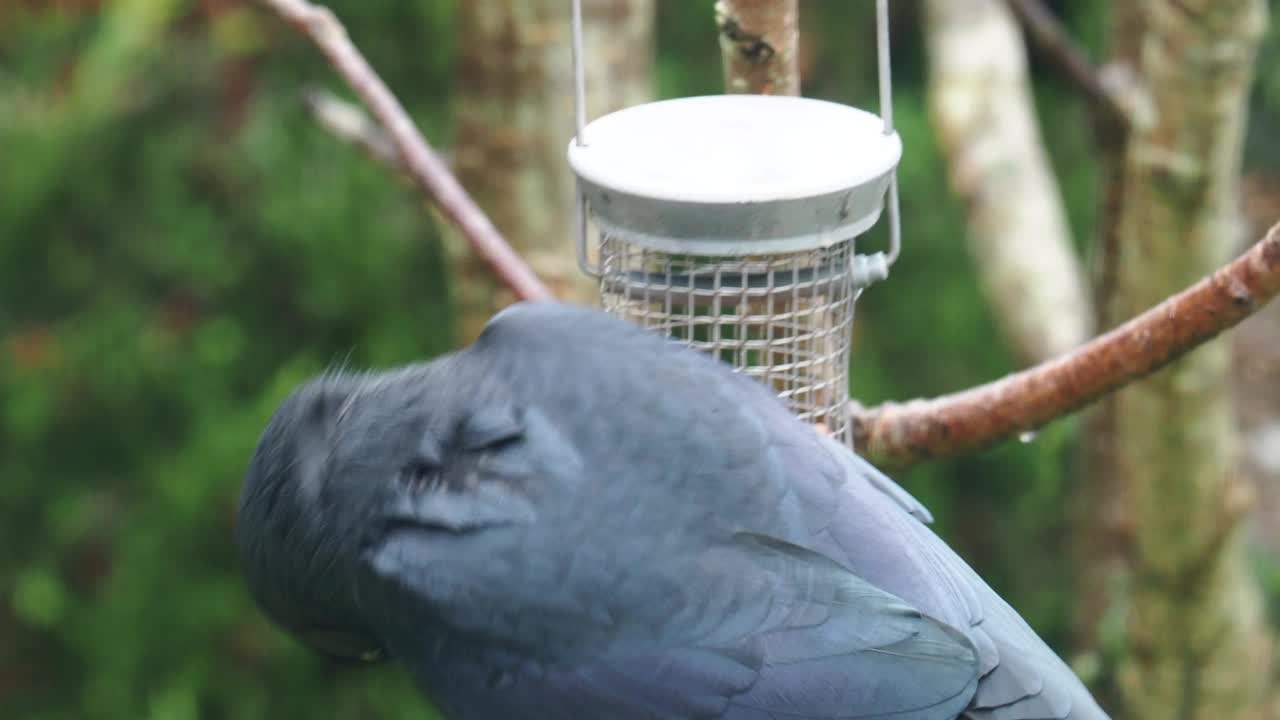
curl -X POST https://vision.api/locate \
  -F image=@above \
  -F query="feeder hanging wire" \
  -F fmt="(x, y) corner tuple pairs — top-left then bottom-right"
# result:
(570, 1), (902, 279)
(571, 0), (595, 276)
(877, 0), (902, 268)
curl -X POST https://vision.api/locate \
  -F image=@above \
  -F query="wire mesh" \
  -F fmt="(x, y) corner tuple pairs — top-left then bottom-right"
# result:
(599, 234), (856, 439)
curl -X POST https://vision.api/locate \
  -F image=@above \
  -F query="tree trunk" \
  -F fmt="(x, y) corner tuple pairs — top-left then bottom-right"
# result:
(715, 0), (800, 95)
(452, 0), (655, 339)
(923, 0), (1093, 364)
(1072, 0), (1146, 688)
(1085, 1), (1273, 717)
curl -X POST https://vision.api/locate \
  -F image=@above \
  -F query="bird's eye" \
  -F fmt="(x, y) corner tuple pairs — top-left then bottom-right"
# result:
(399, 462), (441, 493)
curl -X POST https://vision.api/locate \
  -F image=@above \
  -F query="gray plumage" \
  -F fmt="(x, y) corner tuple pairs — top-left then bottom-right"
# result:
(237, 302), (1109, 720)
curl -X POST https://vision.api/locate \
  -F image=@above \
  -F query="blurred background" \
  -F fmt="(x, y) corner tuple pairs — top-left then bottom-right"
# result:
(1, 1), (1278, 718)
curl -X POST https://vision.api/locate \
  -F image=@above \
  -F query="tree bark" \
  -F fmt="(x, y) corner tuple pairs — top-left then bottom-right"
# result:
(453, 0), (655, 339)
(1084, 2), (1273, 717)
(1072, 0), (1146, 682)
(924, 0), (1093, 363)
(715, 0), (800, 95)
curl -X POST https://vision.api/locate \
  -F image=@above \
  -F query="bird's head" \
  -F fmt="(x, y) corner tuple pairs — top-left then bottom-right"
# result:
(235, 367), (432, 663)
(236, 357), (534, 663)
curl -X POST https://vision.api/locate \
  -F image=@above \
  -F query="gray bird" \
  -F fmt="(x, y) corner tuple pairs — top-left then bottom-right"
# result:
(237, 302), (1109, 719)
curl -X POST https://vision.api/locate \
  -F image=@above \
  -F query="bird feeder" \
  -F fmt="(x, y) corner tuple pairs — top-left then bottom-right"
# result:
(566, 1), (902, 443)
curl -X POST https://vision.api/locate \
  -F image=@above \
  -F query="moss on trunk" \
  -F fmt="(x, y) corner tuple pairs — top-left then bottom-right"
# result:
(1084, 1), (1274, 717)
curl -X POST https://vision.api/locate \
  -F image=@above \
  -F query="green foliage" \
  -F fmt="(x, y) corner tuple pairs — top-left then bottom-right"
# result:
(1, 2), (454, 717)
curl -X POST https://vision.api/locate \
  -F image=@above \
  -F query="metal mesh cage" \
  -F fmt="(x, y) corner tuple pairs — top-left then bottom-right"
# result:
(599, 234), (857, 439)
(569, 95), (901, 443)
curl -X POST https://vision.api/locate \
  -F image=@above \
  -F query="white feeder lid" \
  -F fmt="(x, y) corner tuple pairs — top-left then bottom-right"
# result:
(568, 95), (902, 255)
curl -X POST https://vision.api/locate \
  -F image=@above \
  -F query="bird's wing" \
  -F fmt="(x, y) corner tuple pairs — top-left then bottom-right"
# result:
(815, 432), (935, 523)
(813, 441), (1109, 720)
(365, 526), (979, 720)
(440, 303), (1105, 719)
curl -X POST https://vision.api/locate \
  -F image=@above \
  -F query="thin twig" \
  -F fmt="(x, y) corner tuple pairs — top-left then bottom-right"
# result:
(258, 0), (553, 303)
(1005, 0), (1129, 129)
(302, 88), (457, 178)
(301, 87), (399, 167)
(852, 221), (1280, 466)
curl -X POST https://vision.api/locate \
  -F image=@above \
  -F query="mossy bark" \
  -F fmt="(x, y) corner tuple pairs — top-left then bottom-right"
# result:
(1082, 1), (1274, 717)
(452, 0), (655, 339)
(715, 0), (799, 95)
(924, 0), (1093, 364)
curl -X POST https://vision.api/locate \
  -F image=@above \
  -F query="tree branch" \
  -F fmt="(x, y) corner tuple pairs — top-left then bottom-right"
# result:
(1005, 0), (1130, 130)
(258, 0), (554, 303)
(301, 87), (399, 167)
(852, 221), (1280, 466)
(714, 0), (800, 95)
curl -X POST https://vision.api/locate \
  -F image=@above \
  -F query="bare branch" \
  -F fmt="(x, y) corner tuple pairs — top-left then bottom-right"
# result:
(852, 221), (1280, 466)
(715, 0), (800, 95)
(301, 88), (399, 167)
(258, 0), (554, 303)
(1005, 0), (1130, 129)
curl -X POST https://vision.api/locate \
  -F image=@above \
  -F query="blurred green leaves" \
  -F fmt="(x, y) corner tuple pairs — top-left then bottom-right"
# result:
(13, 566), (68, 629)
(1, 2), (453, 718)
